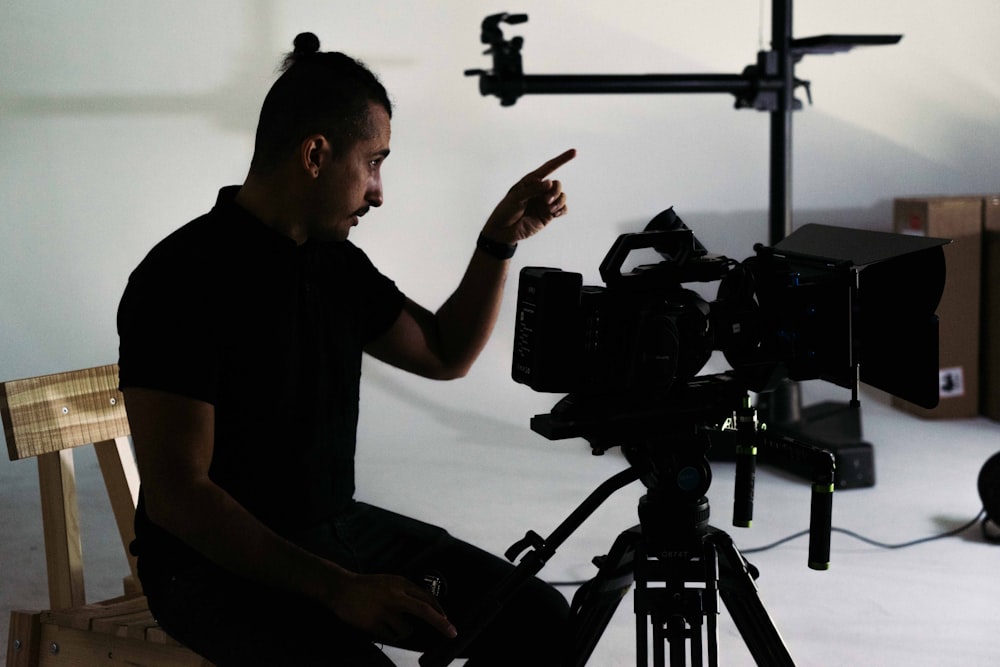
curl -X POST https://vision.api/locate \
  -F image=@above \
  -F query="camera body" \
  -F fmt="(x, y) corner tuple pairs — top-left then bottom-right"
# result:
(512, 210), (731, 399)
(512, 209), (948, 411)
(512, 266), (713, 396)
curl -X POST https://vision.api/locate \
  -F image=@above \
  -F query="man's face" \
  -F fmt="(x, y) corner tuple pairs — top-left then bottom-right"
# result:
(310, 101), (391, 242)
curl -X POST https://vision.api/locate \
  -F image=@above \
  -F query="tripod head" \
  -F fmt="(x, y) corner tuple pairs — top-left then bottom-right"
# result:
(530, 372), (835, 570)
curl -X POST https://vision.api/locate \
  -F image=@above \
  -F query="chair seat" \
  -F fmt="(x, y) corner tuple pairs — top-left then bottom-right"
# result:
(10, 595), (210, 666)
(41, 593), (177, 644)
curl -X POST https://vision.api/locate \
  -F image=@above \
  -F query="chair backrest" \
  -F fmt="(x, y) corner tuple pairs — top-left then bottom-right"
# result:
(1, 364), (140, 609)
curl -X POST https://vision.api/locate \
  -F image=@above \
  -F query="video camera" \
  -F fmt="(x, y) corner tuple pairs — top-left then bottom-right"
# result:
(513, 209), (948, 431)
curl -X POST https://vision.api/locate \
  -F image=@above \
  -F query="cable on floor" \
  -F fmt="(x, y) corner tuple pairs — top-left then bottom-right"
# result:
(742, 507), (986, 554)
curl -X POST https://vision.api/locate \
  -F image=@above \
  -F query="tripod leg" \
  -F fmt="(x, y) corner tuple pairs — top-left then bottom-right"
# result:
(709, 530), (796, 667)
(563, 526), (640, 667)
(705, 542), (720, 667)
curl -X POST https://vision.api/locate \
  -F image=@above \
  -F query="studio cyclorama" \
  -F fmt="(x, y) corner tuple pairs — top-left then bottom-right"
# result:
(3, 3), (1000, 667)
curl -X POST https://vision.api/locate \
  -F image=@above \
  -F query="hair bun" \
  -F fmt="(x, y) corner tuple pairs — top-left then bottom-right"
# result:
(293, 32), (321, 55)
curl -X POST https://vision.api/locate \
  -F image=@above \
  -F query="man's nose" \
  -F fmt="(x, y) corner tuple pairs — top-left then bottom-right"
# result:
(367, 176), (383, 207)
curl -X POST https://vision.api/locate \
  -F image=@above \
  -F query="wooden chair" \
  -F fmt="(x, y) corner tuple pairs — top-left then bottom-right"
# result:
(2, 364), (211, 666)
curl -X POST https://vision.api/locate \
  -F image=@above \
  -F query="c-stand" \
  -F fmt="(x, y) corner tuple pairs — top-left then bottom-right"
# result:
(420, 374), (836, 666)
(464, 5), (902, 489)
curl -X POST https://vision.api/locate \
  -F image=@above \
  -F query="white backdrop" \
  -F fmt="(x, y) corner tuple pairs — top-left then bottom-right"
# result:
(4, 6), (1000, 663)
(2, 0), (998, 450)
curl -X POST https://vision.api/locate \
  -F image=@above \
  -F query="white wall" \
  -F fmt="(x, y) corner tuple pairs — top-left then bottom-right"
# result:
(2, 0), (998, 445)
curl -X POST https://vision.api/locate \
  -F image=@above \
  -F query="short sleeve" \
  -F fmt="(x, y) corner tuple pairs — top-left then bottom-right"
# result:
(117, 248), (220, 404)
(338, 242), (405, 344)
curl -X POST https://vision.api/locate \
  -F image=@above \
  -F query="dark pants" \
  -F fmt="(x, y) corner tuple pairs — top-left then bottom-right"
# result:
(140, 502), (570, 666)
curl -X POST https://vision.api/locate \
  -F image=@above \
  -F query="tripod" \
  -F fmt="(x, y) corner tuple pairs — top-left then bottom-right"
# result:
(420, 374), (835, 666)
(567, 482), (793, 666)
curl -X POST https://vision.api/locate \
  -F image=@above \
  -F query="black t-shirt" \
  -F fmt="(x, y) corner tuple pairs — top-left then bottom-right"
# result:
(118, 186), (404, 568)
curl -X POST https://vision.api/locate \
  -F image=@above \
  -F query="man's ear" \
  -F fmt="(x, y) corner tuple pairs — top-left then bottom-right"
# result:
(300, 134), (329, 178)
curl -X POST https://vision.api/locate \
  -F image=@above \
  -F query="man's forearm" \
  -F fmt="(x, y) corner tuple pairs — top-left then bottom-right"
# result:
(432, 244), (511, 376)
(146, 477), (456, 640)
(365, 150), (572, 380)
(148, 478), (348, 604)
(431, 148), (574, 374)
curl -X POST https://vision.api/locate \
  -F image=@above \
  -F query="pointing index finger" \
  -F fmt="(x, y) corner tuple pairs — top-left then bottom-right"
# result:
(528, 148), (577, 179)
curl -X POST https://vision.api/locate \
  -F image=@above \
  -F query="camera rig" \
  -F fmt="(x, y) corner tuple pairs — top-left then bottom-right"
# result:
(418, 6), (944, 665)
(420, 213), (947, 667)
(513, 209), (947, 411)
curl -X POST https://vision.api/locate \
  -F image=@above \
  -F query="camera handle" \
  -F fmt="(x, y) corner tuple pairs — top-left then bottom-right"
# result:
(724, 400), (837, 571)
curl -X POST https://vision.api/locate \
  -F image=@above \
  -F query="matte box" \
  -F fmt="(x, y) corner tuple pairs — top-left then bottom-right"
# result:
(892, 197), (982, 419)
(982, 195), (1000, 421)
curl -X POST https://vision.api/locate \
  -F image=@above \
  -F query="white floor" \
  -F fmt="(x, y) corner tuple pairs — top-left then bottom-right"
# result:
(3, 370), (999, 666)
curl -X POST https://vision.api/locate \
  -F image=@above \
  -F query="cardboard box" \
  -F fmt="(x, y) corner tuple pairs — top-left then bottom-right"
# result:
(892, 197), (982, 418)
(982, 195), (1000, 421)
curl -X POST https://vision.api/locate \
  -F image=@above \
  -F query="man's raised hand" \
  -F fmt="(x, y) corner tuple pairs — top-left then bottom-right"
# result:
(482, 148), (577, 245)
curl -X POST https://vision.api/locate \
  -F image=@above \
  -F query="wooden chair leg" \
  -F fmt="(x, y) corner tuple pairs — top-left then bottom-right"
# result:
(36, 450), (86, 610)
(6, 610), (41, 667)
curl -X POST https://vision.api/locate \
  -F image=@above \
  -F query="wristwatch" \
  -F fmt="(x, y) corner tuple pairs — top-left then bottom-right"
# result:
(476, 234), (517, 260)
